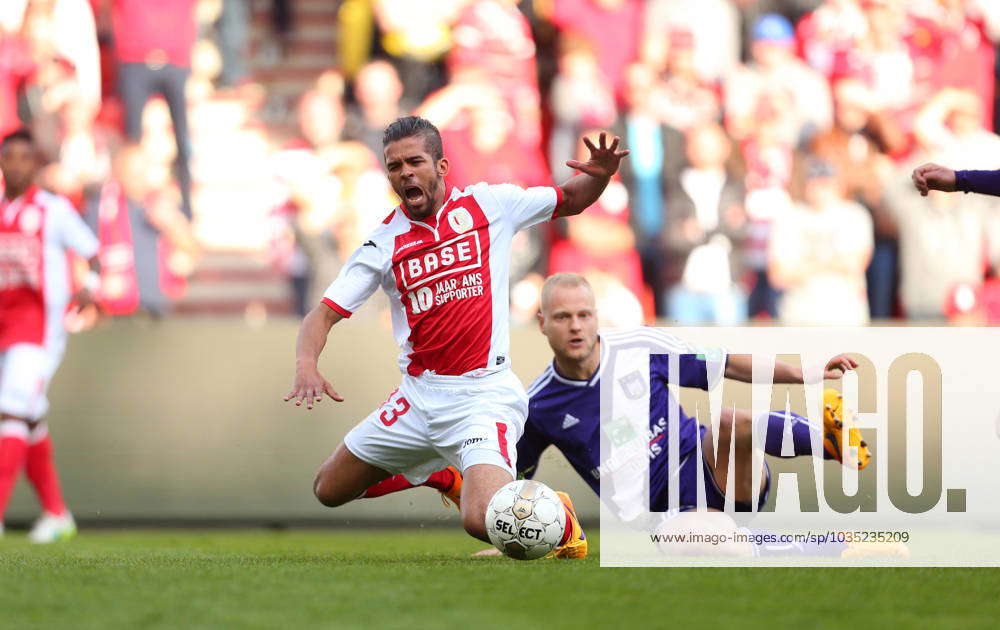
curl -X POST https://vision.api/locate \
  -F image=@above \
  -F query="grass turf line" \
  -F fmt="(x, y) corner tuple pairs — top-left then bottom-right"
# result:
(1, 529), (998, 629)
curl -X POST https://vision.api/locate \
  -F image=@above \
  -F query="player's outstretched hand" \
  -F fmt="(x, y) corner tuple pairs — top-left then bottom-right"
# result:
(823, 354), (859, 380)
(284, 365), (344, 409)
(911, 163), (957, 196)
(565, 131), (630, 179)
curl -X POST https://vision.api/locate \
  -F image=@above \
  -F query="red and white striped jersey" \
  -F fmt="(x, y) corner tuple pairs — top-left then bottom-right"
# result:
(323, 181), (562, 377)
(0, 187), (98, 354)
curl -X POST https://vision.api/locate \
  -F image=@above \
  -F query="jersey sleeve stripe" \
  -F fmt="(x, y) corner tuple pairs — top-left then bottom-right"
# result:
(526, 368), (555, 397)
(550, 186), (565, 219)
(321, 298), (352, 318)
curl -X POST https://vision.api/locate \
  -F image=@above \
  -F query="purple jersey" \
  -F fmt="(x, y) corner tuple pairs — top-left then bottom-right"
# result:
(518, 328), (727, 512)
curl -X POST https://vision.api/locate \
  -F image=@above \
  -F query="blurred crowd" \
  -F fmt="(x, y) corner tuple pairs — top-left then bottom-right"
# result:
(4, 0), (1000, 325)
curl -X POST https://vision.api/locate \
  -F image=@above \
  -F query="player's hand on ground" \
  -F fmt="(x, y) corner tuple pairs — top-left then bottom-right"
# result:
(284, 364), (343, 409)
(472, 548), (501, 557)
(911, 163), (957, 196)
(823, 354), (859, 379)
(565, 131), (630, 179)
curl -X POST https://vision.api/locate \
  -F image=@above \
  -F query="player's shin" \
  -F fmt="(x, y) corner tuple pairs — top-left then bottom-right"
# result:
(0, 419), (30, 518)
(758, 411), (828, 459)
(25, 422), (67, 516)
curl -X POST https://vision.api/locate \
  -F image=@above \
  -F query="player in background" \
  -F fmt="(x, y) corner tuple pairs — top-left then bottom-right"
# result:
(284, 117), (629, 558)
(0, 129), (100, 542)
(912, 163), (1000, 197)
(482, 272), (874, 557)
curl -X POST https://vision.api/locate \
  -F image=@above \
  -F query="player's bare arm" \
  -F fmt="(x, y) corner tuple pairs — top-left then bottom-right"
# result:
(724, 354), (859, 383)
(284, 304), (345, 409)
(556, 131), (630, 217)
(73, 256), (102, 313)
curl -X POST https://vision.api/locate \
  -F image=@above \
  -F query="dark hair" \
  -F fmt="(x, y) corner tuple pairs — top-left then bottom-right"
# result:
(1, 128), (34, 149)
(382, 116), (443, 161)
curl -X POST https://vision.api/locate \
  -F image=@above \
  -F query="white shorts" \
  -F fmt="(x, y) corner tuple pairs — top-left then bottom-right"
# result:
(0, 343), (59, 420)
(343, 368), (527, 484)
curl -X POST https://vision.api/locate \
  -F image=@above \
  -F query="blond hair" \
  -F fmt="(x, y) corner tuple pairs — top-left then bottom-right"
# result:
(539, 273), (594, 313)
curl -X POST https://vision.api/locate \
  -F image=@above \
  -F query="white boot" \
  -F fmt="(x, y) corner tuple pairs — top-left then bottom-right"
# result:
(28, 511), (76, 543)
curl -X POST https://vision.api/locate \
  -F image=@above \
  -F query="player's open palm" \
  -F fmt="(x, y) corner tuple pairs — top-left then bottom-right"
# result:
(566, 132), (630, 179)
(285, 365), (343, 409)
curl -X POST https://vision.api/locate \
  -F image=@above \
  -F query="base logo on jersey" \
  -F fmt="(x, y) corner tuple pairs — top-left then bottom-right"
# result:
(447, 207), (474, 234)
(397, 231), (482, 290)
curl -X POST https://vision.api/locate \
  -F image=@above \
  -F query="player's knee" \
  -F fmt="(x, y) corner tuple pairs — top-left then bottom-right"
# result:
(718, 408), (753, 448)
(732, 411), (754, 448)
(312, 474), (348, 508)
(461, 503), (488, 540)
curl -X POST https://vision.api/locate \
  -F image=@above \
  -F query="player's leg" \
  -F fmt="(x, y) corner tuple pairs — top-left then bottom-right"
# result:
(702, 407), (768, 506)
(358, 466), (462, 507)
(459, 462), (514, 542)
(313, 385), (438, 507)
(0, 345), (54, 534)
(312, 442), (393, 507)
(0, 413), (30, 532)
(756, 389), (870, 469)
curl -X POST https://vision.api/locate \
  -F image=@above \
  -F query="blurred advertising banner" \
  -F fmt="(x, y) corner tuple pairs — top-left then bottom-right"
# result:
(600, 327), (1000, 567)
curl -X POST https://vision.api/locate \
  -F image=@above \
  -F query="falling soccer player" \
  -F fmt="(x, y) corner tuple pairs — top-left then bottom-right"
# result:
(284, 117), (628, 559)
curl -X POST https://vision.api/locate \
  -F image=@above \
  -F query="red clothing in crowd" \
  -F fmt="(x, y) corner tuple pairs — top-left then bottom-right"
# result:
(111, 0), (197, 67)
(440, 122), (551, 191)
(550, 0), (644, 99)
(0, 34), (35, 138)
(906, 12), (995, 130)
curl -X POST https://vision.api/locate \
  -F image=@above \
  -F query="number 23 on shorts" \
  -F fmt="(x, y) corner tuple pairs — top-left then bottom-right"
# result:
(378, 389), (411, 426)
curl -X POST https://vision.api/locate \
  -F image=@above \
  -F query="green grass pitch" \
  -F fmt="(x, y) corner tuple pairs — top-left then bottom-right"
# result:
(2, 529), (998, 629)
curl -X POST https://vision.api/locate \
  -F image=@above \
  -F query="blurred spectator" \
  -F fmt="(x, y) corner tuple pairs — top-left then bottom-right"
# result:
(86, 143), (196, 316)
(726, 13), (832, 146)
(449, 0), (544, 156)
(906, 0), (1000, 131)
(663, 123), (748, 325)
(21, 0), (102, 111)
(216, 0), (250, 87)
(104, 0), (196, 218)
(548, 37), (617, 182)
(884, 168), (999, 320)
(549, 132), (648, 318)
(105, 0), (197, 218)
(371, 0), (466, 100)
(811, 78), (902, 318)
(883, 87), (1000, 319)
(344, 60), (409, 158)
(642, 0), (740, 82)
(541, 0), (645, 101)
(419, 76), (549, 188)
(652, 28), (723, 134)
(616, 62), (681, 242)
(0, 23), (36, 138)
(274, 71), (393, 311)
(796, 0), (869, 79)
(740, 117), (795, 320)
(769, 159), (873, 325)
(915, 87), (1000, 165)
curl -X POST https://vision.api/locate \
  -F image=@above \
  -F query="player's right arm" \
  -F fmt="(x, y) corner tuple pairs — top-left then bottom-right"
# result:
(284, 228), (388, 409)
(912, 164), (1000, 197)
(285, 304), (345, 409)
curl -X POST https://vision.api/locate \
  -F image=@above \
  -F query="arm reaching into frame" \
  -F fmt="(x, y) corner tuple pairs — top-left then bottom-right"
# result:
(555, 131), (630, 217)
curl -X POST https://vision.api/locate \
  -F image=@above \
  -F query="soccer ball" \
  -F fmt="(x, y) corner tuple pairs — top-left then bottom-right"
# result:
(485, 480), (566, 560)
